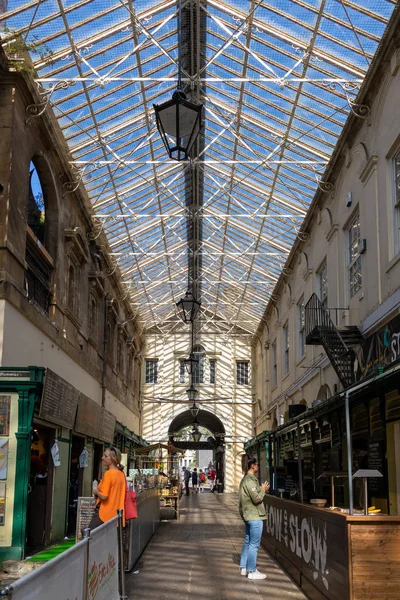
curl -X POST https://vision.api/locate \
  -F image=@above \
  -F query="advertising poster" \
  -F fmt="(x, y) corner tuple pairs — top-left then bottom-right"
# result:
(88, 519), (119, 600)
(0, 482), (5, 525)
(10, 540), (86, 600)
(0, 441), (8, 480)
(0, 396), (10, 436)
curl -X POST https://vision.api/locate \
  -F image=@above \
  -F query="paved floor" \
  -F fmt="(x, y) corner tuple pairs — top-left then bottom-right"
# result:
(125, 491), (306, 600)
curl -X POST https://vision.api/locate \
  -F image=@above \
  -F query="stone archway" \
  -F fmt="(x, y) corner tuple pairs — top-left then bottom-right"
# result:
(168, 408), (226, 490)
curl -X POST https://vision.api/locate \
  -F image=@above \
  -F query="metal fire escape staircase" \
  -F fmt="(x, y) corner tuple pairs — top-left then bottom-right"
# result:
(305, 294), (364, 389)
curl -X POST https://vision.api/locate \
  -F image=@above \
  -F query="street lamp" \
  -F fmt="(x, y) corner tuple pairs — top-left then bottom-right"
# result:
(154, 91), (202, 161)
(186, 386), (198, 402)
(184, 352), (199, 376)
(190, 403), (200, 417)
(176, 289), (201, 324)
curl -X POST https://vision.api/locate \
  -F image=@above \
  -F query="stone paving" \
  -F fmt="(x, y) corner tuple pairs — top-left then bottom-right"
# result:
(125, 491), (306, 600)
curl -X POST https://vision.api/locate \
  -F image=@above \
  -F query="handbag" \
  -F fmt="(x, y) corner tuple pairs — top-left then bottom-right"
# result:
(125, 489), (138, 520)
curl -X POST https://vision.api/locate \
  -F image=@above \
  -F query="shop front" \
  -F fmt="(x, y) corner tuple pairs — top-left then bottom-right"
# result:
(244, 431), (271, 484)
(260, 314), (400, 599)
(0, 366), (124, 561)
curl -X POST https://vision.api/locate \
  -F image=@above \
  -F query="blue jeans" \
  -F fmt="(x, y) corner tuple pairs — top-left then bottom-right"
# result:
(240, 520), (264, 573)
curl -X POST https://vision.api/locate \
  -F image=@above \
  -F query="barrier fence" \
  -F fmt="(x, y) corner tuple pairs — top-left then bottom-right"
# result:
(0, 511), (126, 600)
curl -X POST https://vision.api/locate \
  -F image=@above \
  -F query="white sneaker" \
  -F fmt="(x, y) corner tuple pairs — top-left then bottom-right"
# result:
(240, 568), (247, 576)
(248, 570), (266, 580)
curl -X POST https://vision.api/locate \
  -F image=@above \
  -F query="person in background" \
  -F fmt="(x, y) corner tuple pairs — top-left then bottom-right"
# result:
(239, 456), (270, 580)
(182, 466), (191, 496)
(192, 468), (199, 493)
(199, 469), (206, 492)
(90, 447), (126, 530)
(208, 466), (216, 492)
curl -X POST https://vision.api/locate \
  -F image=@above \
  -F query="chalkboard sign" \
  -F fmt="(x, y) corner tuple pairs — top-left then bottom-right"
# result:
(98, 408), (116, 443)
(75, 394), (101, 438)
(76, 497), (96, 541)
(40, 370), (79, 429)
(368, 439), (385, 496)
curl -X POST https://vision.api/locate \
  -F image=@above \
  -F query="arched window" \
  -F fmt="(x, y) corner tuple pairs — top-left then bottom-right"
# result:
(89, 294), (98, 341)
(117, 337), (125, 377)
(28, 161), (46, 244)
(68, 264), (76, 311)
(25, 159), (56, 315)
(192, 345), (205, 385)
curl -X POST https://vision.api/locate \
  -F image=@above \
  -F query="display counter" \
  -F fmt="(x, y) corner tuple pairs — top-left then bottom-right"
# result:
(262, 495), (400, 600)
(124, 487), (160, 572)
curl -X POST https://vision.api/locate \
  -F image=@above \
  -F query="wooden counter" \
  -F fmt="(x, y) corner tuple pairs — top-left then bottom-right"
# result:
(262, 495), (400, 600)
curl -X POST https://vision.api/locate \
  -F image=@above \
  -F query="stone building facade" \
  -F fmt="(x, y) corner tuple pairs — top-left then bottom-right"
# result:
(0, 49), (143, 557)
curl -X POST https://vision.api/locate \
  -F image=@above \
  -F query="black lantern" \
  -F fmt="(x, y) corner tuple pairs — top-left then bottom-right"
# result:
(184, 352), (199, 375)
(176, 289), (201, 323)
(154, 90), (203, 161)
(191, 421), (201, 443)
(186, 386), (198, 402)
(190, 403), (200, 417)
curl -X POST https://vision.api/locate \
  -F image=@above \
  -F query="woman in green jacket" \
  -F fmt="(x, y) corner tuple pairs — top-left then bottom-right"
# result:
(239, 456), (270, 579)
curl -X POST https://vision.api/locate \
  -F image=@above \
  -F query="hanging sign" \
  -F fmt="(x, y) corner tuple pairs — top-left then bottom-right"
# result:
(79, 447), (89, 469)
(50, 440), (61, 467)
(75, 394), (101, 438)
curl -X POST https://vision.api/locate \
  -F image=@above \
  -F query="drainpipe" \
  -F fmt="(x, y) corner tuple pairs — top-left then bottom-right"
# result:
(101, 294), (109, 408)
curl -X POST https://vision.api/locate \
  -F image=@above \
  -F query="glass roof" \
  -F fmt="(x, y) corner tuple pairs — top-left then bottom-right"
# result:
(1, 0), (396, 334)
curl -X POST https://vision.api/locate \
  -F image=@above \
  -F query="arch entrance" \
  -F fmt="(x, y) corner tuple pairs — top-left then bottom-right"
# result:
(168, 409), (226, 490)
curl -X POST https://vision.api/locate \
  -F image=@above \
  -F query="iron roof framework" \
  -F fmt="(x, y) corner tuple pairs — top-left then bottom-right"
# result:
(1, 0), (396, 335)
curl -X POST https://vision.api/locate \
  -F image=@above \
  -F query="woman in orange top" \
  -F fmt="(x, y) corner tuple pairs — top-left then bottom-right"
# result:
(90, 447), (126, 530)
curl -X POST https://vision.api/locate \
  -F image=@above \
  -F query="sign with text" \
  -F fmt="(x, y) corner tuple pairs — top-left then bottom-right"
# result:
(262, 495), (348, 600)
(98, 408), (116, 443)
(75, 394), (102, 438)
(40, 370), (79, 429)
(76, 496), (96, 541)
(354, 313), (400, 379)
(10, 539), (87, 600)
(88, 517), (119, 600)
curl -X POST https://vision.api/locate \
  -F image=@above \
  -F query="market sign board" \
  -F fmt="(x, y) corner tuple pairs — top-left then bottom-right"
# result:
(98, 408), (116, 443)
(354, 313), (400, 380)
(262, 495), (349, 600)
(75, 394), (102, 438)
(40, 369), (79, 429)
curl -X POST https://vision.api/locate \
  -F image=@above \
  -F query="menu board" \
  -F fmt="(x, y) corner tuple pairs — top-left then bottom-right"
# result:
(0, 396), (10, 436)
(98, 408), (116, 443)
(76, 497), (96, 541)
(368, 439), (385, 496)
(40, 370), (79, 429)
(75, 394), (101, 438)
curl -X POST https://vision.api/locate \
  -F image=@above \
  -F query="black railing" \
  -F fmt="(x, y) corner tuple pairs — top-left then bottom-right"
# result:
(305, 293), (354, 388)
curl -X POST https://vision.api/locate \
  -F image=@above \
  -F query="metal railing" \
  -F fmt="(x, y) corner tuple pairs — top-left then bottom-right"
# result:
(0, 511), (126, 600)
(305, 293), (354, 388)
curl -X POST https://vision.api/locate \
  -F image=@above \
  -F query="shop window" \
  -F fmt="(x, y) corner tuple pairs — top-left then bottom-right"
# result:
(283, 322), (289, 374)
(236, 361), (249, 385)
(297, 296), (305, 358)
(145, 359), (158, 384)
(192, 345), (205, 385)
(393, 149), (400, 255)
(209, 359), (216, 384)
(348, 212), (362, 297)
(317, 259), (328, 307)
(179, 360), (186, 384)
(271, 340), (277, 387)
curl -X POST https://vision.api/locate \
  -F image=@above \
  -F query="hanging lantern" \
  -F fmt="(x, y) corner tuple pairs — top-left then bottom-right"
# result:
(190, 403), (200, 417)
(176, 289), (201, 323)
(154, 91), (203, 161)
